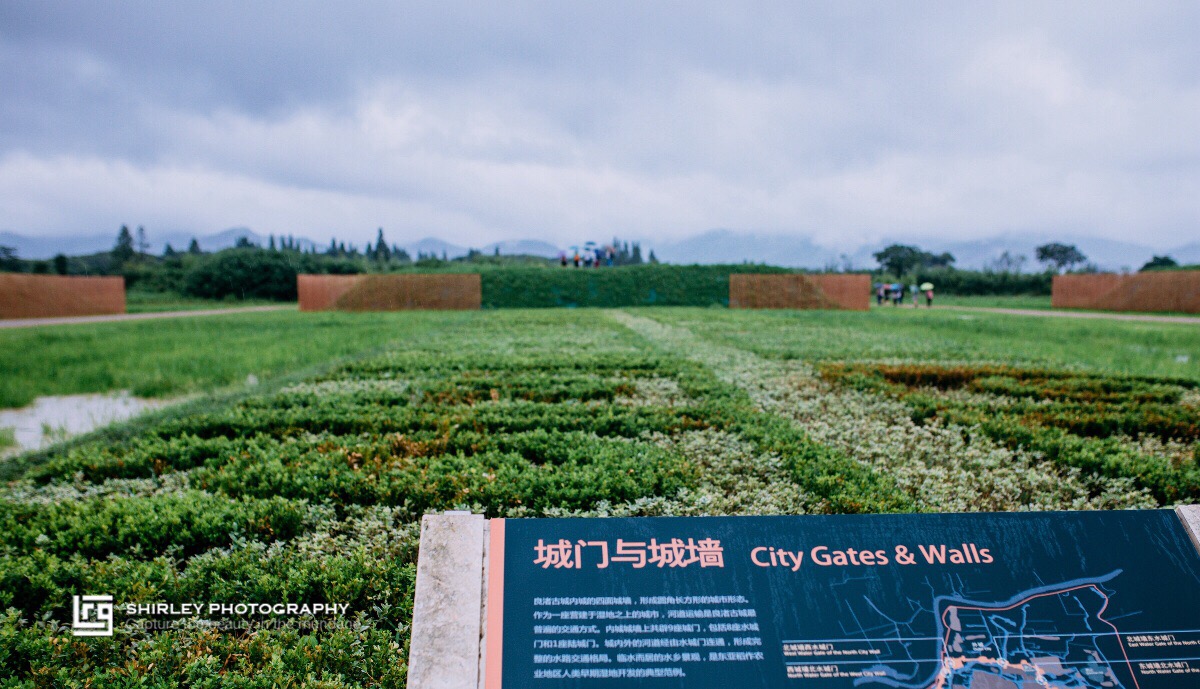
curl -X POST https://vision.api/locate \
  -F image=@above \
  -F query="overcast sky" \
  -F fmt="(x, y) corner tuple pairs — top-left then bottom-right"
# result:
(1, 1), (1197, 250)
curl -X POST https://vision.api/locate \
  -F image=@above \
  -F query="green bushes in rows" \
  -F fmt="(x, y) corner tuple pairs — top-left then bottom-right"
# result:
(26, 433), (246, 484)
(0, 532), (417, 685)
(481, 264), (791, 308)
(333, 350), (676, 378)
(0, 492), (314, 560)
(0, 507), (416, 622)
(421, 372), (635, 404)
(820, 362), (1200, 501)
(191, 438), (698, 517)
(963, 416), (1200, 503)
(821, 363), (1198, 441)
(821, 362), (1194, 401)
(150, 401), (706, 443)
(665, 357), (915, 513)
(0, 618), (410, 688)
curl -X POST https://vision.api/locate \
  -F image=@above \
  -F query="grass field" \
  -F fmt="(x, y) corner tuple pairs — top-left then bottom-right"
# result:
(0, 310), (458, 408)
(922, 294), (1052, 309)
(124, 290), (280, 314)
(1, 307), (1197, 686)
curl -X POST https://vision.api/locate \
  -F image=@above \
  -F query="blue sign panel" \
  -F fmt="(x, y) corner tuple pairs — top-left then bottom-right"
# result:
(484, 510), (1200, 688)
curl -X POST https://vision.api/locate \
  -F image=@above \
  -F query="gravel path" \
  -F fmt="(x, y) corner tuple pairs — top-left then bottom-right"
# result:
(941, 305), (1200, 324)
(0, 304), (294, 329)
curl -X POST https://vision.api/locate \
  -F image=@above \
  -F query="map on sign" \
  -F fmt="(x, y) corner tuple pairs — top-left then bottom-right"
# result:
(802, 571), (1141, 689)
(485, 510), (1200, 688)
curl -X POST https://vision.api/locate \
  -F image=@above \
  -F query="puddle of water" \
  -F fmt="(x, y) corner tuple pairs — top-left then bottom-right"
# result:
(0, 392), (168, 455)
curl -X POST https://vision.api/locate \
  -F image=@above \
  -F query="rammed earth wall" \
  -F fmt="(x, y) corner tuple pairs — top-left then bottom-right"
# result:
(729, 273), (870, 311)
(1052, 272), (1200, 313)
(298, 274), (482, 311)
(0, 274), (126, 319)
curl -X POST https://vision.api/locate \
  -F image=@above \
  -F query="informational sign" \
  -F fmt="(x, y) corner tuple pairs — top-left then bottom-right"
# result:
(483, 510), (1200, 688)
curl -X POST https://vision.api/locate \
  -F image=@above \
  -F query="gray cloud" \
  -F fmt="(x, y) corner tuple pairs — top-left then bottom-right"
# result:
(1, 1), (1197, 250)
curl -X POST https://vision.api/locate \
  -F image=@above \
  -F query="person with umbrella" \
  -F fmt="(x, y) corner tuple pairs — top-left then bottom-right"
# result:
(920, 282), (935, 308)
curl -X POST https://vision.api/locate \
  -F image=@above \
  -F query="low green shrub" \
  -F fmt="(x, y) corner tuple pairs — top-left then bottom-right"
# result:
(0, 492), (315, 560)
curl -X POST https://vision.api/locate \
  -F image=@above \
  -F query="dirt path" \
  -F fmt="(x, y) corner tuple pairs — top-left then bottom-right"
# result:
(0, 304), (294, 329)
(941, 305), (1200, 324)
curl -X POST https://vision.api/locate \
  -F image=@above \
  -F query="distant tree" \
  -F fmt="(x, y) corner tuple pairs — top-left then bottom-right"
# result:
(187, 238), (202, 254)
(872, 244), (924, 276)
(52, 253), (69, 275)
(874, 244), (957, 276)
(630, 243), (643, 265)
(163, 243), (178, 258)
(112, 225), (135, 266)
(374, 228), (391, 262)
(235, 236), (255, 249)
(31, 260), (50, 274)
(1141, 255), (1178, 272)
(268, 235), (277, 251)
(136, 226), (149, 257)
(1, 245), (21, 271)
(1036, 242), (1087, 273)
(647, 249), (659, 264)
(393, 245), (412, 263)
(987, 251), (1027, 274)
(925, 252), (955, 268)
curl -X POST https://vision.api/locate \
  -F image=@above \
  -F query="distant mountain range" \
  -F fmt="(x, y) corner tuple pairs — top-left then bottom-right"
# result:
(2, 227), (1195, 271)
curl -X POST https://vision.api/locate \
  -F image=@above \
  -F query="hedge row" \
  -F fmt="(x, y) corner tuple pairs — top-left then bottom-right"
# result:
(479, 264), (792, 308)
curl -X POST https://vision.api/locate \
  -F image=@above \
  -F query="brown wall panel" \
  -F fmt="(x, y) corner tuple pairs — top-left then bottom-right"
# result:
(0, 274), (126, 319)
(298, 274), (482, 311)
(1052, 272), (1200, 313)
(729, 273), (870, 311)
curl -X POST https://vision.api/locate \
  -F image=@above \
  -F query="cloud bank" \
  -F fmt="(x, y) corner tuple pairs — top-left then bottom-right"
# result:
(1, 2), (1197, 250)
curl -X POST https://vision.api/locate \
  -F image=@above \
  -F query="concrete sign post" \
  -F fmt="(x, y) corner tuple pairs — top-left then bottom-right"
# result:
(409, 508), (1200, 688)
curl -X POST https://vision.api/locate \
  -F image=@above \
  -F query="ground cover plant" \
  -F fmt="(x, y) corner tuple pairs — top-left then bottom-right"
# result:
(0, 307), (1194, 686)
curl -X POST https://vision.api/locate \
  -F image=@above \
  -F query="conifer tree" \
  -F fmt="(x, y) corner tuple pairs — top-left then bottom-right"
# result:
(112, 225), (134, 266)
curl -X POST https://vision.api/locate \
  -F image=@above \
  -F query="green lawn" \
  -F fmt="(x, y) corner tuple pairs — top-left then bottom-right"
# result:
(651, 307), (1199, 381)
(4, 306), (1197, 410)
(124, 290), (283, 313)
(0, 310), (476, 408)
(929, 294), (1052, 309)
